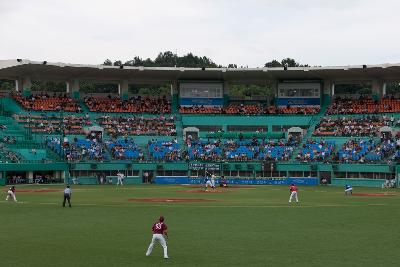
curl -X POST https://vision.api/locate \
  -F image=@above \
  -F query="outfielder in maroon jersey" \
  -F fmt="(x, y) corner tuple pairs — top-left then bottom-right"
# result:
(289, 184), (299, 204)
(145, 216), (169, 259)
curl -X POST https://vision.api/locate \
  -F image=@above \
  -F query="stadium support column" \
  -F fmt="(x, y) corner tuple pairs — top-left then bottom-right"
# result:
(382, 82), (387, 97)
(171, 81), (178, 113)
(372, 80), (383, 100)
(119, 80), (129, 100)
(0, 171), (5, 186)
(323, 80), (333, 100)
(270, 81), (278, 106)
(21, 76), (31, 97)
(223, 82), (230, 107)
(15, 78), (22, 92)
(67, 79), (80, 99)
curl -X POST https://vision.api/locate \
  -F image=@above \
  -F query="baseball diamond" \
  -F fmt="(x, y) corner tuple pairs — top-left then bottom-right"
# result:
(1, 184), (400, 267)
(1, 1), (400, 266)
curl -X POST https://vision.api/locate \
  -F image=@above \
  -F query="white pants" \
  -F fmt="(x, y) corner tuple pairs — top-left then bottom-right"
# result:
(117, 177), (124, 185)
(6, 190), (17, 202)
(289, 191), (298, 203)
(146, 234), (168, 258)
(345, 188), (353, 194)
(205, 181), (213, 188)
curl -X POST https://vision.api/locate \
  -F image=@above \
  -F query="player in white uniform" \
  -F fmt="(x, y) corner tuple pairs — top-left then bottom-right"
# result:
(210, 174), (216, 189)
(6, 186), (17, 202)
(204, 175), (213, 191)
(117, 171), (125, 186)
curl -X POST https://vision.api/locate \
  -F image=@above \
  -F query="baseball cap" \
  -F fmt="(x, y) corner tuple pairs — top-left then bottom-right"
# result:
(159, 216), (164, 222)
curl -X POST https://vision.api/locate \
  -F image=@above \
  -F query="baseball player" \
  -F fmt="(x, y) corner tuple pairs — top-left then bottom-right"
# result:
(210, 174), (216, 189)
(344, 184), (353, 196)
(117, 170), (124, 186)
(63, 185), (72, 207)
(204, 174), (213, 191)
(220, 175), (228, 187)
(289, 183), (299, 204)
(6, 186), (17, 202)
(145, 216), (169, 259)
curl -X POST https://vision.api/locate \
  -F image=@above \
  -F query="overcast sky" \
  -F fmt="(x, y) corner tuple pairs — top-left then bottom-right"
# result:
(1, 0), (399, 67)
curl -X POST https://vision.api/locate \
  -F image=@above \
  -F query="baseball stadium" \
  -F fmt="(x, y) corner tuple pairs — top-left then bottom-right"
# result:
(2, 1), (400, 266)
(1, 59), (399, 266)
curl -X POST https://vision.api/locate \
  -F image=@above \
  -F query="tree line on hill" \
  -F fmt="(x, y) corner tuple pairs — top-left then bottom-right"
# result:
(102, 52), (310, 96)
(0, 51), (400, 96)
(103, 51), (307, 69)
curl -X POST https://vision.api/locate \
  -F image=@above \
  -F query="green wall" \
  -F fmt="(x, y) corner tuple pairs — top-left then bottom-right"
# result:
(331, 178), (385, 188)
(182, 115), (312, 132)
(0, 161), (395, 188)
(66, 176), (141, 185)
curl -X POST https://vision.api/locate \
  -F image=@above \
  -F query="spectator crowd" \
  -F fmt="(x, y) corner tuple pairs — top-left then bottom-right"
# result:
(326, 96), (400, 115)
(186, 137), (297, 162)
(313, 116), (390, 137)
(295, 140), (335, 162)
(179, 104), (320, 115)
(97, 115), (176, 138)
(84, 95), (171, 114)
(13, 92), (81, 112)
(14, 114), (91, 135)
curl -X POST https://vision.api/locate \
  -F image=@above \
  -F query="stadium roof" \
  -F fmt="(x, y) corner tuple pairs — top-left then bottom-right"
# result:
(1, 59), (400, 84)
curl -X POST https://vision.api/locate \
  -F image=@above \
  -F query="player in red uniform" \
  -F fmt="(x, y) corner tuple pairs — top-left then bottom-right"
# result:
(6, 186), (17, 202)
(289, 183), (299, 204)
(145, 216), (169, 259)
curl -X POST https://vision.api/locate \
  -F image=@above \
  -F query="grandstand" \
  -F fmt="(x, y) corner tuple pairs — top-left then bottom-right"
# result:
(0, 59), (399, 187)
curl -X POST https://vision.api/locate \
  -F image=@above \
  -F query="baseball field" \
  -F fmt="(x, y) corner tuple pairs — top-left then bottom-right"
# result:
(1, 184), (399, 267)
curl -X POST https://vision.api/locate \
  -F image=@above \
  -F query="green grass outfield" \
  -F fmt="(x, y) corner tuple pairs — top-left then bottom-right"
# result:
(1, 184), (400, 267)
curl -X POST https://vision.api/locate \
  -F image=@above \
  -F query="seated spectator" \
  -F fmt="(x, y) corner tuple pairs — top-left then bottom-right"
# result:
(275, 106), (320, 115)
(105, 138), (144, 160)
(148, 139), (182, 161)
(336, 139), (376, 163)
(295, 139), (335, 162)
(47, 137), (108, 162)
(187, 139), (223, 161)
(224, 104), (264, 115)
(179, 105), (223, 114)
(0, 146), (21, 163)
(2, 136), (16, 144)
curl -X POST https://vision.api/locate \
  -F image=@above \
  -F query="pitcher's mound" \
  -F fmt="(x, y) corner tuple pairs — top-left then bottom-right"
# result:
(179, 190), (226, 193)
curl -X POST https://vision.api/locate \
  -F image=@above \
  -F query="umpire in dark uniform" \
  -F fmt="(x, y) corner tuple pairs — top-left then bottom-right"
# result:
(63, 185), (72, 207)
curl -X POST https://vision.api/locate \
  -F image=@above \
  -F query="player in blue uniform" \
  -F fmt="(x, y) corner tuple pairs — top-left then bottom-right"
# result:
(344, 184), (353, 195)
